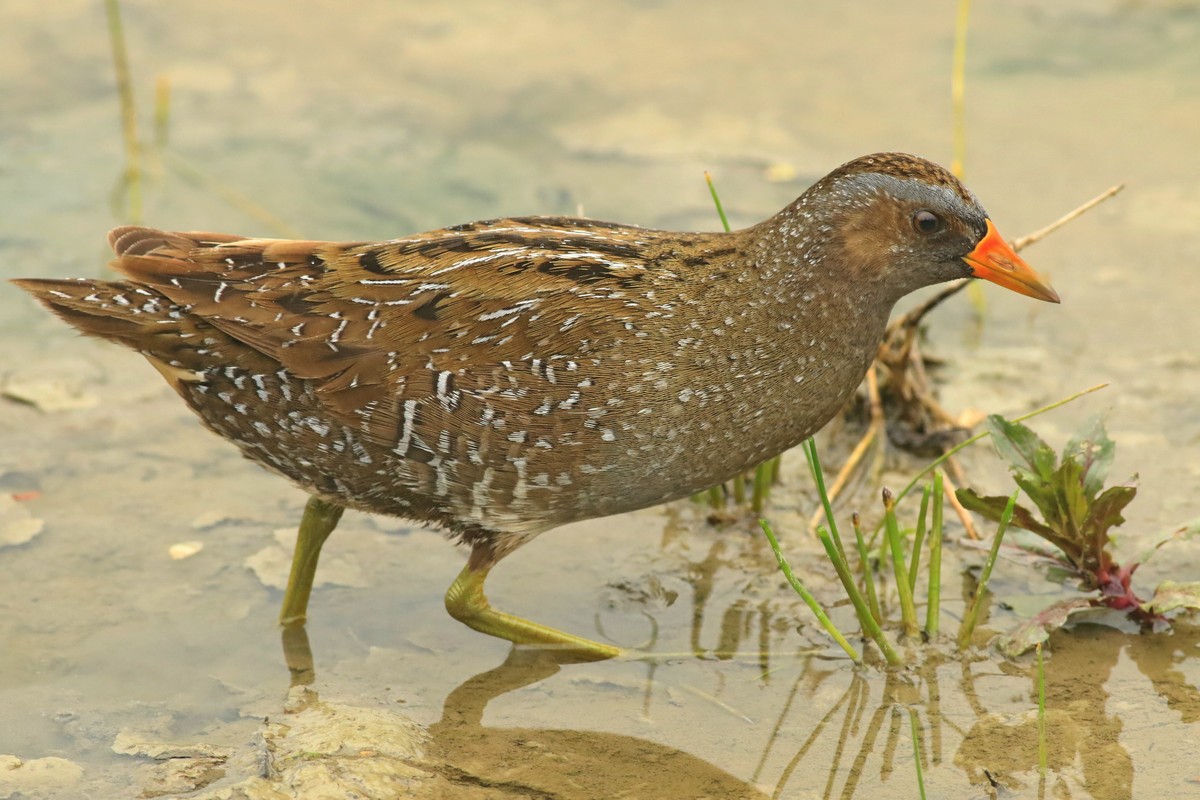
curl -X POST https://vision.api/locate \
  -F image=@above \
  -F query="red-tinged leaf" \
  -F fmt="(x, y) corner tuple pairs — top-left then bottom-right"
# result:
(1063, 415), (1115, 500)
(997, 597), (1096, 658)
(1082, 482), (1138, 572)
(1143, 581), (1200, 615)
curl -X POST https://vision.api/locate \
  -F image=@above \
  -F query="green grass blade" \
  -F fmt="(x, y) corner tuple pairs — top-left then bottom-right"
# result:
(752, 462), (771, 512)
(154, 75), (171, 149)
(803, 438), (845, 550)
(759, 520), (860, 663)
(704, 171), (732, 233)
(908, 484), (932, 593)
(732, 473), (747, 505)
(815, 524), (901, 666)
(883, 489), (919, 637)
(958, 489), (1019, 647)
(950, 0), (972, 179)
(852, 512), (882, 626)
(925, 472), (945, 638)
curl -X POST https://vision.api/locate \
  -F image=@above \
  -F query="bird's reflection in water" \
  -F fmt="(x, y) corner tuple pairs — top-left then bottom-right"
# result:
(281, 622), (318, 687)
(425, 647), (770, 800)
(280, 627), (768, 799)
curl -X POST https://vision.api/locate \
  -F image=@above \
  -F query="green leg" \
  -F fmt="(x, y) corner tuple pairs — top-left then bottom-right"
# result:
(444, 563), (623, 661)
(278, 496), (345, 625)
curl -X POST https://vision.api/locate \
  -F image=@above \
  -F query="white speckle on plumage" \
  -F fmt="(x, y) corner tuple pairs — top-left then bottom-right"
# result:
(480, 300), (538, 322)
(394, 399), (418, 456)
(360, 277), (412, 286)
(509, 457), (529, 501)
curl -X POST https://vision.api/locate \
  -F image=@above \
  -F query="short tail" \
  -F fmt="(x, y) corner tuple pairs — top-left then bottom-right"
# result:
(11, 277), (180, 352)
(12, 225), (251, 347)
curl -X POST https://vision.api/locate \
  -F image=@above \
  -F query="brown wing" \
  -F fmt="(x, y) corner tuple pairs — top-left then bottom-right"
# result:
(107, 220), (673, 452)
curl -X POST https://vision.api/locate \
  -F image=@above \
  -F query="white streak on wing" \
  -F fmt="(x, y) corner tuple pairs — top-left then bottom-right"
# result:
(544, 251), (638, 271)
(394, 399), (419, 456)
(510, 457), (528, 502)
(479, 299), (539, 322)
(429, 247), (529, 276)
(328, 318), (349, 343)
(470, 467), (495, 520)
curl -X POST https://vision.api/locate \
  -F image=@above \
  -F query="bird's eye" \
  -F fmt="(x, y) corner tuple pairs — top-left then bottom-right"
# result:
(912, 210), (942, 235)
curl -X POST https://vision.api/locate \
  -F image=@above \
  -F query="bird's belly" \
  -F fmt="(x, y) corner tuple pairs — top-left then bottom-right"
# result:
(176, 366), (648, 535)
(564, 371), (866, 518)
(174, 328), (875, 535)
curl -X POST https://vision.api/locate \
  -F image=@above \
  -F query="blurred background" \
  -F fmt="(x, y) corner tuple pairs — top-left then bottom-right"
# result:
(2, 2), (1198, 798)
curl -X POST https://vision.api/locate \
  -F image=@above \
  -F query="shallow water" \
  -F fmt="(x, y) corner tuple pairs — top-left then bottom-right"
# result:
(2, 1), (1199, 798)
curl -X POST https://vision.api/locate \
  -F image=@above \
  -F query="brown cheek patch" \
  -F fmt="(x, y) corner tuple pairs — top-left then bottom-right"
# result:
(835, 202), (907, 281)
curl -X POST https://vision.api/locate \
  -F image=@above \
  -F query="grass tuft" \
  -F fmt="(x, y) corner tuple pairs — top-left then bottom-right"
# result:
(760, 520), (859, 663)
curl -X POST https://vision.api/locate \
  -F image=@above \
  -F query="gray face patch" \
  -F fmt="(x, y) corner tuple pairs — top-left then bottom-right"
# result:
(842, 172), (988, 231)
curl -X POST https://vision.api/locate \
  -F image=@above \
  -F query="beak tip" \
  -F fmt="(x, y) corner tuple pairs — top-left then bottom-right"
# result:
(965, 220), (1061, 306)
(1032, 282), (1061, 304)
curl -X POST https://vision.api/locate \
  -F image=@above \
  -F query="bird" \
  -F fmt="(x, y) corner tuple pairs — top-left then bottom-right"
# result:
(13, 153), (1058, 660)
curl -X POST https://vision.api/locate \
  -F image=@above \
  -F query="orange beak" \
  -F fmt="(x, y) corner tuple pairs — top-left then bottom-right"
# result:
(963, 220), (1060, 303)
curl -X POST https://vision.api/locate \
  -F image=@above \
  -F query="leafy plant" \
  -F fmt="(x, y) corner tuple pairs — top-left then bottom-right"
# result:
(957, 415), (1200, 654)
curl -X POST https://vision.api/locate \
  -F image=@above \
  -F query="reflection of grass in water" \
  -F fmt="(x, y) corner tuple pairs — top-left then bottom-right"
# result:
(1037, 642), (1048, 775)
(950, 0), (971, 180)
(910, 708), (928, 800)
(104, 0), (299, 237)
(154, 75), (171, 149)
(105, 0), (141, 223)
(949, 0), (989, 317)
(165, 152), (302, 238)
